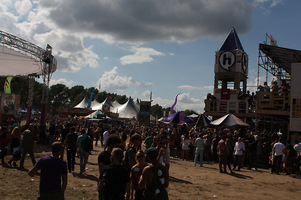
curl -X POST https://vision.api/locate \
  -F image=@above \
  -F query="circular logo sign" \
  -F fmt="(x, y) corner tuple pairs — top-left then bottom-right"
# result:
(219, 51), (235, 71)
(242, 53), (248, 73)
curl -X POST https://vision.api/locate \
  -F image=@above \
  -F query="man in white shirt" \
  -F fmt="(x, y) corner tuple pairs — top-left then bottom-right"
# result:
(102, 127), (110, 149)
(271, 138), (285, 174)
(233, 137), (245, 171)
(263, 81), (270, 92)
(293, 140), (301, 173)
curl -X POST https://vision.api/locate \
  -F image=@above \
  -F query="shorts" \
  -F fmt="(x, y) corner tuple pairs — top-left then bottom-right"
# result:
(163, 151), (170, 165)
(38, 190), (64, 200)
(219, 155), (227, 164)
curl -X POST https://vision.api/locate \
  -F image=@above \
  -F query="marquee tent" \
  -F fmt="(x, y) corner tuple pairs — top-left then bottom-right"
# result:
(117, 98), (139, 119)
(74, 96), (141, 119)
(74, 96), (89, 109)
(84, 110), (104, 119)
(90, 99), (102, 110)
(90, 96), (114, 110)
(111, 100), (122, 113)
(162, 112), (195, 125)
(18, 105), (27, 113)
(210, 114), (249, 127)
(195, 114), (212, 128)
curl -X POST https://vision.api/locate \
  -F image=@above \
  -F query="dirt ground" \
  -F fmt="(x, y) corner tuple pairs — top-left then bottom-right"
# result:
(0, 144), (300, 200)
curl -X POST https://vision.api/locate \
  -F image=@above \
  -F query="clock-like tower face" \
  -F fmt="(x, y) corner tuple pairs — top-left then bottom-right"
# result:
(242, 53), (248, 73)
(219, 51), (235, 71)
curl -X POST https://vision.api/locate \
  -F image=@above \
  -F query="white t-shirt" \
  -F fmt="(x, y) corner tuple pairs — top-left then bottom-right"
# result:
(294, 143), (301, 156)
(273, 142), (285, 156)
(234, 142), (245, 156)
(182, 138), (190, 150)
(103, 131), (110, 146)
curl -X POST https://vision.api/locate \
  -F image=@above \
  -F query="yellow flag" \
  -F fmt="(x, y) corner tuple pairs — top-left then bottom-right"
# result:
(4, 77), (13, 94)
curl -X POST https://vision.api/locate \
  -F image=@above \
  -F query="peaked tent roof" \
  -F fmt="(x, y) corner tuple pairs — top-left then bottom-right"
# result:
(111, 100), (122, 113)
(91, 96), (114, 111)
(135, 98), (140, 110)
(19, 105), (27, 113)
(117, 98), (139, 119)
(162, 112), (195, 125)
(91, 99), (102, 110)
(84, 110), (104, 119)
(74, 96), (89, 108)
(210, 114), (249, 127)
(220, 28), (244, 51)
(195, 114), (212, 128)
(102, 96), (114, 107)
(32, 106), (41, 114)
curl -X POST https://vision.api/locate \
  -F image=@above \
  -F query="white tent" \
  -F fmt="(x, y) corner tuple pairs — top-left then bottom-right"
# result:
(83, 110), (104, 119)
(74, 96), (141, 119)
(91, 99), (103, 110)
(210, 114), (249, 127)
(111, 100), (122, 113)
(74, 96), (89, 108)
(117, 98), (139, 119)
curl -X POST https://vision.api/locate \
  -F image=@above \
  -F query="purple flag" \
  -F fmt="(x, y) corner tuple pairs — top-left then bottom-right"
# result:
(170, 93), (181, 114)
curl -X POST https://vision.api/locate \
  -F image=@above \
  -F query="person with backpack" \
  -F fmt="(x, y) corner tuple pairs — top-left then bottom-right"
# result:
(99, 148), (130, 200)
(138, 147), (169, 200)
(77, 129), (92, 174)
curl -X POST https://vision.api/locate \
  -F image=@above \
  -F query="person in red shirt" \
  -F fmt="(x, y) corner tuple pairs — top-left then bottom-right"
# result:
(217, 136), (228, 173)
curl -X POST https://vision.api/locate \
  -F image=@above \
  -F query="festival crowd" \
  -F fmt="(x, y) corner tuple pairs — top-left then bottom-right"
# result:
(0, 117), (300, 200)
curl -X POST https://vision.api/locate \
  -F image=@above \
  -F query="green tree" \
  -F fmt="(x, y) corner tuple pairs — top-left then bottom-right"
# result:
(48, 84), (69, 114)
(150, 104), (163, 118)
(68, 85), (85, 107)
(114, 94), (128, 104)
(181, 109), (198, 116)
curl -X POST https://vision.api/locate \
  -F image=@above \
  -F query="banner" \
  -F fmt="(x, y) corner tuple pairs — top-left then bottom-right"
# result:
(4, 77), (13, 94)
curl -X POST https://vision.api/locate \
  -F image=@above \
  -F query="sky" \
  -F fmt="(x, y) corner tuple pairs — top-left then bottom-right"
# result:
(1, 0), (301, 113)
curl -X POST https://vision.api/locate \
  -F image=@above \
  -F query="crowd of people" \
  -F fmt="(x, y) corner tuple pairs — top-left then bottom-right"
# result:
(0, 117), (301, 200)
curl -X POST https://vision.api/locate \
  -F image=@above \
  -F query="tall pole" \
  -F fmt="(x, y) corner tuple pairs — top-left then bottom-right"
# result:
(40, 45), (52, 126)
(26, 76), (34, 124)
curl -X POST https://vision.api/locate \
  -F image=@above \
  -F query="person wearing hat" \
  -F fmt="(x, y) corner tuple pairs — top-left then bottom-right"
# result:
(138, 147), (169, 200)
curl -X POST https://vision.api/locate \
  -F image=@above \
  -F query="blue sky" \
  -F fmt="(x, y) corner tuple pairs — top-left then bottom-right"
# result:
(1, 0), (300, 113)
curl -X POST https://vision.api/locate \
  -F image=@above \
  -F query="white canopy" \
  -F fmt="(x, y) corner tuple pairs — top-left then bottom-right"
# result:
(211, 114), (249, 127)
(116, 98), (139, 119)
(74, 96), (89, 108)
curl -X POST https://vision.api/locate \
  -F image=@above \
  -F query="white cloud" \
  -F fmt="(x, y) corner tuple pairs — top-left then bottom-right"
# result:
(178, 85), (214, 91)
(120, 46), (164, 65)
(50, 78), (74, 87)
(252, 0), (284, 13)
(33, 31), (99, 72)
(98, 66), (152, 93)
(14, 0), (32, 17)
(152, 93), (204, 113)
(0, 0), (254, 73)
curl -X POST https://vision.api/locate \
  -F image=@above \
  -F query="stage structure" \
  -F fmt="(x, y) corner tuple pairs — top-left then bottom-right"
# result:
(0, 30), (57, 124)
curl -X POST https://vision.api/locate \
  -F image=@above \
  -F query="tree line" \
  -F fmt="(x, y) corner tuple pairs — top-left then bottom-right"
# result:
(0, 77), (197, 118)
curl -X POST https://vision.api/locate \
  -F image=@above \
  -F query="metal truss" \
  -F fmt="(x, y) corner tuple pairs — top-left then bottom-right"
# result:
(0, 30), (57, 76)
